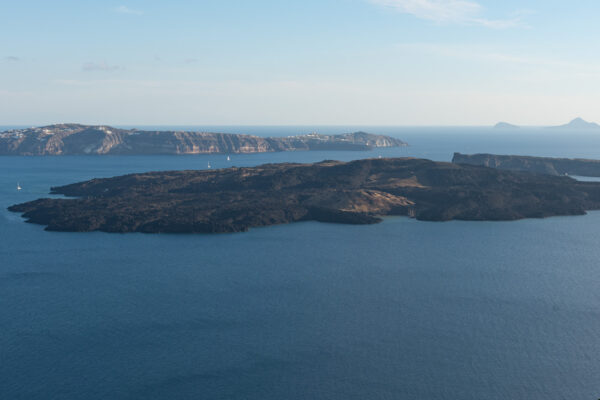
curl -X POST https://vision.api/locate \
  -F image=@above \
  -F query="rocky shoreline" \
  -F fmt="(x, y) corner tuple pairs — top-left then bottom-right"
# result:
(9, 158), (600, 234)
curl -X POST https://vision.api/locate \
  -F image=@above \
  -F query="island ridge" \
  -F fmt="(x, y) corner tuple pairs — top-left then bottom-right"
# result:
(9, 157), (600, 234)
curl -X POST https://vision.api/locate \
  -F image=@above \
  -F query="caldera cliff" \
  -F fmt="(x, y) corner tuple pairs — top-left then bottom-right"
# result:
(0, 124), (406, 155)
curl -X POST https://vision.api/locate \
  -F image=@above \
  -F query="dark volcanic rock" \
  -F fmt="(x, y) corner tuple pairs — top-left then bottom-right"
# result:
(9, 158), (600, 234)
(453, 153), (600, 177)
(0, 124), (406, 155)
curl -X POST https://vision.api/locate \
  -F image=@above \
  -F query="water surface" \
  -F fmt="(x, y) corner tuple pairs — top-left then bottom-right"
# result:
(1, 128), (600, 399)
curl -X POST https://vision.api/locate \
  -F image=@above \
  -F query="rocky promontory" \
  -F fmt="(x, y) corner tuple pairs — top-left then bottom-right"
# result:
(453, 153), (600, 177)
(9, 158), (600, 233)
(0, 124), (406, 155)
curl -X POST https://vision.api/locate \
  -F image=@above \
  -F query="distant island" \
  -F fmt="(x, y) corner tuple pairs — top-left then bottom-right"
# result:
(549, 117), (600, 130)
(493, 118), (600, 130)
(453, 153), (600, 177)
(9, 158), (600, 233)
(494, 122), (519, 129)
(0, 124), (406, 156)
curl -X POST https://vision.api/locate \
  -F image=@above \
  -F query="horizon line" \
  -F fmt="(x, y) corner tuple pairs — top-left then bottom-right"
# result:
(0, 122), (595, 128)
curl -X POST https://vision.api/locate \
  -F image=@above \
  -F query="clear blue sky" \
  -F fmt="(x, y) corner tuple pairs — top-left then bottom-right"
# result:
(2, 0), (600, 125)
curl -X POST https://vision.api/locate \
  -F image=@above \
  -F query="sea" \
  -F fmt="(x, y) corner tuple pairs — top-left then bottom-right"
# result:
(1, 126), (600, 400)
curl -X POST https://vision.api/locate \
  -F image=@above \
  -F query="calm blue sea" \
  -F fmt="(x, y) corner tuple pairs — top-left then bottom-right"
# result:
(1, 127), (600, 399)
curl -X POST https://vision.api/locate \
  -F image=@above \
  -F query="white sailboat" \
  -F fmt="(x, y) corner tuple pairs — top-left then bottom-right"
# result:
(207, 162), (211, 169)
(227, 155), (231, 161)
(17, 182), (22, 191)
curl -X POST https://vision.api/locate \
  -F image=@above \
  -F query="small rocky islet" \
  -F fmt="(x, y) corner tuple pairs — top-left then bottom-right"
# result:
(9, 157), (600, 234)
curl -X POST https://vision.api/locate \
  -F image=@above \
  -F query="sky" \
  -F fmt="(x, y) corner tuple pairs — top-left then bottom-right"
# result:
(2, 0), (600, 126)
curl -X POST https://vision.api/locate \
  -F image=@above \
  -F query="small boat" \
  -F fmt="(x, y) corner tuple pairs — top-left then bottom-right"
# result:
(227, 156), (231, 161)
(17, 182), (22, 191)
(207, 162), (211, 169)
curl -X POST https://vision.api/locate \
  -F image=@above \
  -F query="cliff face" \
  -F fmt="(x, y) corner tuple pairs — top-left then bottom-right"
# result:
(453, 153), (600, 177)
(0, 124), (406, 155)
(9, 158), (600, 234)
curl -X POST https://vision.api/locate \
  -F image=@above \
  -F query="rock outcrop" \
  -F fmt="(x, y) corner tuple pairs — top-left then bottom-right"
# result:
(453, 153), (600, 177)
(9, 158), (600, 233)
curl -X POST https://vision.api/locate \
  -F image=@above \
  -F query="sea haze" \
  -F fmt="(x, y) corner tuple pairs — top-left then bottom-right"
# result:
(1, 128), (600, 399)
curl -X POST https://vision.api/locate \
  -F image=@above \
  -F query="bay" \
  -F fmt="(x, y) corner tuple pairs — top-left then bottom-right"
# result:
(1, 127), (600, 399)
